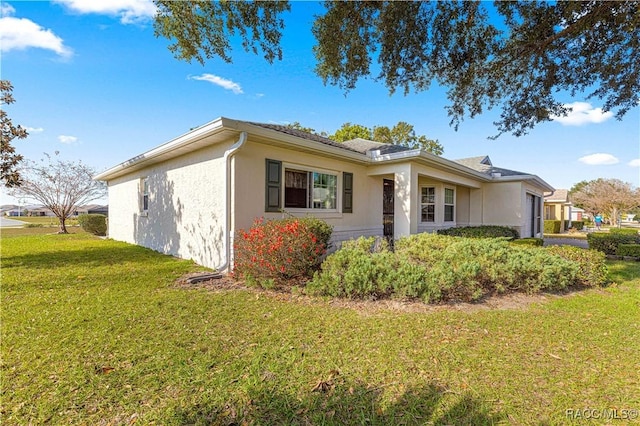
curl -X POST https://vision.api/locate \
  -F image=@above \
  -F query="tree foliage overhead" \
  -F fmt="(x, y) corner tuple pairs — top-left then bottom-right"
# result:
(153, 1), (639, 138)
(154, 0), (290, 65)
(10, 152), (106, 234)
(570, 178), (640, 227)
(1, 80), (28, 187)
(330, 121), (444, 155)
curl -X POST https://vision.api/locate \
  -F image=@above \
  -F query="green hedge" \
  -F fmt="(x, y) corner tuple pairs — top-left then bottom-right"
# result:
(545, 245), (608, 287)
(609, 228), (640, 236)
(436, 225), (519, 240)
(565, 220), (584, 231)
(308, 234), (609, 303)
(544, 220), (561, 234)
(510, 238), (544, 247)
(587, 232), (640, 255)
(617, 244), (640, 258)
(77, 214), (107, 236)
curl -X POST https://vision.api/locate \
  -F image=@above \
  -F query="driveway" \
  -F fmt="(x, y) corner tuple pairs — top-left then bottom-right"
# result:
(0, 217), (26, 228)
(543, 237), (589, 249)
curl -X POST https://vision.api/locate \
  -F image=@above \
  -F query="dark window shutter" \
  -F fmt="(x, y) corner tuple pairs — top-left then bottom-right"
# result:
(343, 172), (353, 213)
(265, 159), (282, 212)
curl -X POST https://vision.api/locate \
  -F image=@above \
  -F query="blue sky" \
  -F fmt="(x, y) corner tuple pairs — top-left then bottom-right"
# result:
(2, 0), (639, 205)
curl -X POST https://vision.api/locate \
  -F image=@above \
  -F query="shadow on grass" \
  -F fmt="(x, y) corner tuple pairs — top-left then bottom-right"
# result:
(174, 380), (504, 425)
(1, 243), (180, 271)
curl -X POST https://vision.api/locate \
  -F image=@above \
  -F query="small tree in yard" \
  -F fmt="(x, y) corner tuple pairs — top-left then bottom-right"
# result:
(10, 152), (106, 234)
(570, 179), (640, 227)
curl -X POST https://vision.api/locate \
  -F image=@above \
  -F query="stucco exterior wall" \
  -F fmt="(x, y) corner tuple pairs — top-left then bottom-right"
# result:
(106, 140), (234, 269)
(481, 181), (524, 231)
(232, 139), (384, 248)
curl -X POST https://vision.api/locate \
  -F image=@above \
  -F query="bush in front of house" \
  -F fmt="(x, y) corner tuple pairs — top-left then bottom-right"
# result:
(545, 245), (608, 287)
(436, 225), (519, 240)
(609, 228), (640, 236)
(566, 220), (585, 231)
(77, 214), (107, 236)
(306, 237), (438, 302)
(233, 217), (333, 285)
(510, 238), (544, 247)
(587, 232), (640, 255)
(544, 220), (562, 234)
(310, 234), (582, 303)
(616, 244), (640, 258)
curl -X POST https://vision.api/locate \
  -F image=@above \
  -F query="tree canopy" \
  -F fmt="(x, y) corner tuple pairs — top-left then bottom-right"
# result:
(1, 80), (28, 187)
(10, 153), (106, 234)
(285, 121), (444, 155)
(153, 1), (639, 138)
(330, 122), (444, 155)
(570, 178), (640, 227)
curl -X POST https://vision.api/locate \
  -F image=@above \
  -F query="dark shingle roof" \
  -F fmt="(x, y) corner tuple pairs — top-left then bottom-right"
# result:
(454, 156), (529, 177)
(341, 138), (413, 155)
(245, 122), (363, 154)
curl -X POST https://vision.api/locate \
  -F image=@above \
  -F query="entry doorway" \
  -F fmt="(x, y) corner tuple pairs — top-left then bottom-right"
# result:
(383, 179), (394, 244)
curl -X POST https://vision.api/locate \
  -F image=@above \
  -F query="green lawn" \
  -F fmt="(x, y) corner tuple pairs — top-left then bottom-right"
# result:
(2, 234), (639, 425)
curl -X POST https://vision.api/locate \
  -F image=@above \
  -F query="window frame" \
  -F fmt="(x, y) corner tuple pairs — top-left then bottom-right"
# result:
(282, 163), (340, 212)
(140, 177), (149, 214)
(420, 186), (436, 223)
(444, 187), (455, 222)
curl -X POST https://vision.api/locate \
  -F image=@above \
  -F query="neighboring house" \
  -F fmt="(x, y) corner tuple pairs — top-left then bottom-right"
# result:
(95, 117), (554, 271)
(571, 207), (586, 222)
(544, 189), (572, 232)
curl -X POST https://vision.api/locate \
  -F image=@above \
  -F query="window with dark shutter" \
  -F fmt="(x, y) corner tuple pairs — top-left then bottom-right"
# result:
(265, 159), (282, 212)
(343, 172), (353, 213)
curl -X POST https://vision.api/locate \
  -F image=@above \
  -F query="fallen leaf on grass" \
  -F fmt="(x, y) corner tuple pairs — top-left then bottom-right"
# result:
(95, 366), (115, 375)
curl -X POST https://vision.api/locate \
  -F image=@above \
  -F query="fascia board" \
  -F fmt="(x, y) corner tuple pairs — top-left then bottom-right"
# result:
(94, 117), (236, 181)
(371, 149), (493, 182)
(231, 120), (370, 164)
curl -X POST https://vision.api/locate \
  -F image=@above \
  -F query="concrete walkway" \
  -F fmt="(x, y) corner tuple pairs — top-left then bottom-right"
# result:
(543, 237), (589, 249)
(0, 217), (27, 228)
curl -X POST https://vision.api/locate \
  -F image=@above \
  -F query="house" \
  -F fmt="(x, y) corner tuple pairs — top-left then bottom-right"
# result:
(95, 117), (554, 271)
(544, 189), (572, 232)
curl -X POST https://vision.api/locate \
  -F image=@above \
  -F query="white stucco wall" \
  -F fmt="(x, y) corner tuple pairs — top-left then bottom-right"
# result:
(106, 140), (234, 269)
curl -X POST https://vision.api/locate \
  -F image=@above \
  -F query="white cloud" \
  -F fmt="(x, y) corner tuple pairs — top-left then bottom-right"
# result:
(189, 73), (244, 95)
(578, 153), (619, 165)
(54, 0), (157, 24)
(0, 12), (73, 58)
(25, 126), (44, 133)
(629, 159), (640, 167)
(1, 3), (16, 17)
(58, 135), (78, 144)
(551, 102), (614, 126)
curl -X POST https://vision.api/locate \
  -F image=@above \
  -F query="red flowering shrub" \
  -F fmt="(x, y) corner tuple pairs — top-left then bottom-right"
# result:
(233, 217), (333, 284)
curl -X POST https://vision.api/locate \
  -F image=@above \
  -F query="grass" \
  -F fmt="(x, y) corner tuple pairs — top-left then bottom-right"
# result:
(2, 234), (639, 425)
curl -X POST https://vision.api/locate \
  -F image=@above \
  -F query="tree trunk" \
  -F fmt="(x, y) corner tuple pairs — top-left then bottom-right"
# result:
(58, 217), (68, 234)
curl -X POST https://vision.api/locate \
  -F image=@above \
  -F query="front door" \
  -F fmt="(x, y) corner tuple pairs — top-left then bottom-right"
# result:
(383, 179), (394, 244)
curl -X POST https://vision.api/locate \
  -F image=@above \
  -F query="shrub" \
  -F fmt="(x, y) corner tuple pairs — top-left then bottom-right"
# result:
(511, 238), (544, 247)
(587, 232), (640, 255)
(617, 244), (640, 258)
(77, 214), (107, 236)
(312, 233), (582, 304)
(307, 237), (437, 302)
(233, 217), (333, 285)
(24, 223), (44, 228)
(609, 228), (640, 236)
(436, 225), (519, 240)
(545, 246), (608, 287)
(565, 220), (584, 231)
(544, 220), (561, 234)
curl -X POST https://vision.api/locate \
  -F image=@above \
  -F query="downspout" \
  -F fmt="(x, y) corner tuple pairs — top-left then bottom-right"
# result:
(217, 131), (247, 273)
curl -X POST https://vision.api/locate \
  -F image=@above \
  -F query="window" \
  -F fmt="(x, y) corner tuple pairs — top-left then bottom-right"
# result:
(140, 177), (149, 212)
(284, 168), (337, 210)
(444, 187), (455, 222)
(421, 187), (435, 222)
